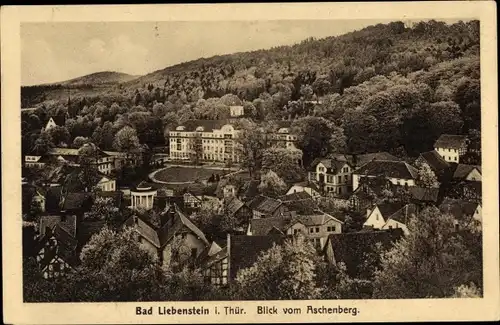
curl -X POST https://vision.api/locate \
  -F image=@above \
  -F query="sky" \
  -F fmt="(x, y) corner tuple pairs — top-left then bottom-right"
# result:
(21, 19), (455, 86)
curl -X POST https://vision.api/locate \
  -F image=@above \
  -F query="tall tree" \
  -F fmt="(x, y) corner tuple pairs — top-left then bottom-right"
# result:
(415, 161), (440, 188)
(235, 122), (267, 178)
(291, 116), (345, 166)
(261, 147), (304, 183)
(257, 170), (287, 198)
(113, 126), (141, 163)
(372, 206), (482, 298)
(235, 235), (320, 300)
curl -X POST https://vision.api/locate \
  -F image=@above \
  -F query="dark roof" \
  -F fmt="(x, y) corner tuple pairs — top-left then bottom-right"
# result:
(453, 164), (481, 179)
(248, 195), (283, 214)
(408, 187), (440, 203)
(126, 205), (209, 249)
(250, 213), (342, 235)
(376, 202), (406, 219)
(39, 215), (77, 237)
(178, 120), (231, 132)
(124, 215), (161, 247)
(419, 150), (450, 172)
(225, 197), (245, 216)
(61, 192), (92, 211)
(439, 198), (480, 222)
(280, 191), (312, 202)
(229, 234), (287, 280)
(356, 152), (400, 166)
(355, 160), (418, 179)
(386, 204), (418, 224)
(434, 134), (468, 149)
(197, 242), (227, 267)
(324, 229), (404, 278)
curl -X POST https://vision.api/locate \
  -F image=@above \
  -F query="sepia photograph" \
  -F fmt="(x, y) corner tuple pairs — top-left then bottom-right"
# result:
(2, 2), (499, 324)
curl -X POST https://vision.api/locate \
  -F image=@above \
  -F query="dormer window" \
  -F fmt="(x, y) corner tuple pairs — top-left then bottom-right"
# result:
(176, 126), (185, 131)
(195, 126), (204, 132)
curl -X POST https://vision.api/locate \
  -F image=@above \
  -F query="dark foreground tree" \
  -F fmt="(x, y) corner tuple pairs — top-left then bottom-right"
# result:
(372, 206), (482, 298)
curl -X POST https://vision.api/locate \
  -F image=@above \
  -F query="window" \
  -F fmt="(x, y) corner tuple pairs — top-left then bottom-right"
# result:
(338, 188), (342, 194)
(315, 227), (320, 233)
(338, 176), (342, 183)
(344, 175), (348, 182)
(309, 228), (314, 233)
(293, 229), (299, 235)
(318, 167), (325, 172)
(454, 157), (457, 161)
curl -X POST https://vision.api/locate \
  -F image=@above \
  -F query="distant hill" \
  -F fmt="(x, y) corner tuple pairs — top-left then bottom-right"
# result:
(57, 71), (139, 86)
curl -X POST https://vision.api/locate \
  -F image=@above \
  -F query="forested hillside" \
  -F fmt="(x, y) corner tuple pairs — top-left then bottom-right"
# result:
(21, 20), (480, 159)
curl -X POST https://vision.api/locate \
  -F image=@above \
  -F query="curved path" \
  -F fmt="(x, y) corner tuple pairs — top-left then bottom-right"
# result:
(149, 164), (243, 185)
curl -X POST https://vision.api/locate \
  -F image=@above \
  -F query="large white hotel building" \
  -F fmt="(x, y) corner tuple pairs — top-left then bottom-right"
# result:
(168, 120), (300, 163)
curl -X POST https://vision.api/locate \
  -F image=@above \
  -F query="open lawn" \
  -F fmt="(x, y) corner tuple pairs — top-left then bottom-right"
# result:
(152, 166), (229, 183)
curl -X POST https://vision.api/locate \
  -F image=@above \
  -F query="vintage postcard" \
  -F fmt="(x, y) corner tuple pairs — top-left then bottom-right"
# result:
(2, 2), (499, 324)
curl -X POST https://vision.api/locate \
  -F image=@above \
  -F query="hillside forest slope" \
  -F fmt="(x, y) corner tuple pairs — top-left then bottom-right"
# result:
(21, 20), (480, 160)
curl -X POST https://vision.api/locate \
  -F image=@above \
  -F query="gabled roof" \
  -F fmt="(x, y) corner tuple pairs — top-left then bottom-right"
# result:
(229, 234), (287, 280)
(225, 196), (245, 216)
(408, 187), (440, 203)
(309, 158), (350, 173)
(324, 229), (404, 278)
(197, 242), (227, 267)
(124, 215), (161, 248)
(39, 215), (77, 237)
(386, 204), (418, 224)
(248, 195), (283, 214)
(355, 160), (418, 180)
(289, 181), (321, 193)
(434, 134), (468, 149)
(439, 198), (480, 223)
(375, 202), (406, 219)
(156, 205), (209, 248)
(453, 164), (481, 180)
(249, 212), (342, 235)
(419, 150), (450, 172)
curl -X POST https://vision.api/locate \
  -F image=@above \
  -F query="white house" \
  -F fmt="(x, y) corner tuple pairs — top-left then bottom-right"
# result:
(434, 134), (468, 163)
(453, 164), (482, 182)
(308, 158), (353, 196)
(286, 181), (321, 199)
(229, 105), (244, 117)
(44, 117), (59, 131)
(352, 160), (418, 191)
(364, 203), (417, 235)
(97, 174), (116, 192)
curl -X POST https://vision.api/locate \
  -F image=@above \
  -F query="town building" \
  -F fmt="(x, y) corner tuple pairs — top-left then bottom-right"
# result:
(308, 158), (353, 196)
(198, 234), (288, 287)
(452, 164), (482, 182)
(434, 134), (469, 163)
(286, 181), (322, 200)
(363, 202), (418, 235)
(247, 211), (343, 249)
(247, 195), (289, 219)
(168, 120), (300, 164)
(229, 105), (244, 117)
(352, 160), (418, 191)
(439, 198), (482, 232)
(123, 204), (210, 265)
